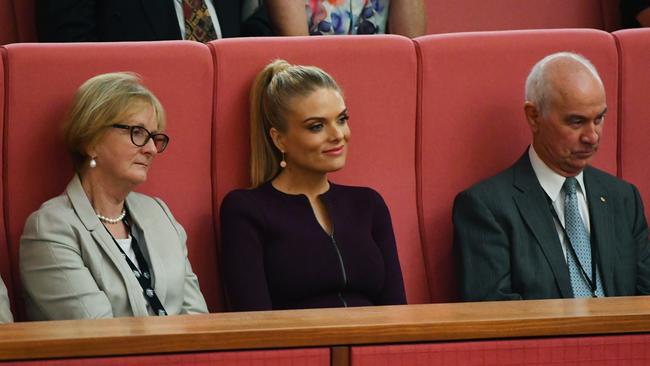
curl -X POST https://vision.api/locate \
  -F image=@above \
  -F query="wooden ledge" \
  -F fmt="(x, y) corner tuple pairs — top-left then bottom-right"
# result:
(2, 296), (650, 360)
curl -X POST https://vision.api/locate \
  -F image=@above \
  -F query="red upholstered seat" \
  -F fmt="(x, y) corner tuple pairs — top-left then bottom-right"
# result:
(602, 0), (623, 31)
(2, 41), (222, 318)
(0, 50), (13, 315)
(415, 29), (619, 302)
(615, 28), (650, 221)
(425, 0), (610, 35)
(12, 0), (36, 42)
(210, 35), (430, 304)
(0, 0), (18, 45)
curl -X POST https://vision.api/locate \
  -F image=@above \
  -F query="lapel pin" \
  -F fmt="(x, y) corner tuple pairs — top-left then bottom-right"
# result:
(600, 196), (606, 203)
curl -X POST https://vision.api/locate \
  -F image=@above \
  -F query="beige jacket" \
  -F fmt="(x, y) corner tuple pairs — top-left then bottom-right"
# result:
(20, 175), (208, 320)
(0, 276), (12, 323)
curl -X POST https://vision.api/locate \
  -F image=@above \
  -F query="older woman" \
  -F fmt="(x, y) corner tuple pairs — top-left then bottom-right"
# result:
(0, 276), (12, 323)
(20, 72), (207, 320)
(220, 60), (406, 311)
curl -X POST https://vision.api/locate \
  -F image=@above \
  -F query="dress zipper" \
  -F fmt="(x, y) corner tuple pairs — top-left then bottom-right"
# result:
(330, 232), (348, 307)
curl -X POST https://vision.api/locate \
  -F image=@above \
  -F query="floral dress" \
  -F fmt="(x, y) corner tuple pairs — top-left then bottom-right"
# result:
(306, 0), (389, 35)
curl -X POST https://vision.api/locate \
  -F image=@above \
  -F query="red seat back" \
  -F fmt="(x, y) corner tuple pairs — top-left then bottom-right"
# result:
(425, 0), (606, 34)
(2, 41), (222, 318)
(12, 0), (37, 42)
(210, 35), (430, 304)
(0, 0), (18, 44)
(615, 28), (650, 220)
(601, 0), (622, 31)
(0, 50), (13, 315)
(415, 29), (619, 302)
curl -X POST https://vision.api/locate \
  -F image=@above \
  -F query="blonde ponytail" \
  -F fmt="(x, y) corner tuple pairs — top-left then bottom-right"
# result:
(249, 60), (341, 187)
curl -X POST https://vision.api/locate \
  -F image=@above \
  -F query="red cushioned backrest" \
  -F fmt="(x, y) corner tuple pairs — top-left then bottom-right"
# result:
(425, 0), (605, 35)
(0, 0), (18, 45)
(210, 35), (430, 304)
(3, 41), (222, 318)
(601, 0), (622, 31)
(615, 28), (650, 220)
(0, 49), (14, 316)
(12, 0), (37, 42)
(415, 29), (619, 302)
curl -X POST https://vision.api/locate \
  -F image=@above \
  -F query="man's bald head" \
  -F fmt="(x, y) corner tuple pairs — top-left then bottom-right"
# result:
(525, 52), (604, 117)
(523, 52), (608, 177)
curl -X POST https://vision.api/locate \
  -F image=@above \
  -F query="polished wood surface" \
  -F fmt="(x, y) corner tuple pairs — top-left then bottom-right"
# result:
(1, 296), (650, 361)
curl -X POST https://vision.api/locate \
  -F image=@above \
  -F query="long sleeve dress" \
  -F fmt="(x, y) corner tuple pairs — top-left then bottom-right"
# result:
(220, 182), (406, 311)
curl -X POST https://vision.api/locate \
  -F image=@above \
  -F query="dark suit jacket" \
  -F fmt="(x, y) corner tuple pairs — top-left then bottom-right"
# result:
(453, 150), (650, 301)
(36, 0), (241, 42)
(620, 0), (650, 28)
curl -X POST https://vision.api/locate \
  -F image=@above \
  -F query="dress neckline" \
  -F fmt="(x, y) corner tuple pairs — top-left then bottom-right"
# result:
(266, 180), (335, 199)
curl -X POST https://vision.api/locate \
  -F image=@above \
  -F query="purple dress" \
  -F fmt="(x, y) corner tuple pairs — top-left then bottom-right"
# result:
(220, 182), (406, 311)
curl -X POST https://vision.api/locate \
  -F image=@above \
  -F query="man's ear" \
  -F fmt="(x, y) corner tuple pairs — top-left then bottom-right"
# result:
(524, 101), (541, 134)
(269, 127), (286, 153)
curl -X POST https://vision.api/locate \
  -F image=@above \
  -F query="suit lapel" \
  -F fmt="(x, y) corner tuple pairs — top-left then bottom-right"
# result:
(67, 175), (127, 269)
(213, 1), (239, 37)
(584, 168), (615, 295)
(511, 153), (573, 298)
(66, 175), (149, 316)
(126, 195), (168, 304)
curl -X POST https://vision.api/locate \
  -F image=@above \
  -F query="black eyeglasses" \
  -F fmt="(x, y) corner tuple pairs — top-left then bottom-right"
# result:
(111, 124), (170, 153)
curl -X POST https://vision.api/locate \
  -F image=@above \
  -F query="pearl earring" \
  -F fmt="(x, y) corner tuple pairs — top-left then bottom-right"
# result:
(280, 152), (287, 168)
(89, 158), (97, 169)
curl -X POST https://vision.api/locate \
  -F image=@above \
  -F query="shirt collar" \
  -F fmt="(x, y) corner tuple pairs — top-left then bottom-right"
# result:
(528, 145), (586, 202)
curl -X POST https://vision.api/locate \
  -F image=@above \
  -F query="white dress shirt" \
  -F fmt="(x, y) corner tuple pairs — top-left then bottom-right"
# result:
(529, 145), (591, 261)
(174, 0), (223, 39)
(115, 235), (139, 270)
(115, 234), (156, 314)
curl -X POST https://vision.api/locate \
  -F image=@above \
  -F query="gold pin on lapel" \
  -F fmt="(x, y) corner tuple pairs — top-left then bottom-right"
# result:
(600, 196), (606, 203)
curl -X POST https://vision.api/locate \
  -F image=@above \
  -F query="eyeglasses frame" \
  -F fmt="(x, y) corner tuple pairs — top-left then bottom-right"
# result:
(111, 124), (170, 153)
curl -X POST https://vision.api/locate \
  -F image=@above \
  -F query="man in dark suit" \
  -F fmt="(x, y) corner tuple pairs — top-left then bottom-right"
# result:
(36, 0), (242, 42)
(453, 52), (650, 301)
(621, 0), (650, 28)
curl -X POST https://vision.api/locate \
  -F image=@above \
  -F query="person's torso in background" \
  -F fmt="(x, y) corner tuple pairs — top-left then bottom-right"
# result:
(306, 0), (389, 35)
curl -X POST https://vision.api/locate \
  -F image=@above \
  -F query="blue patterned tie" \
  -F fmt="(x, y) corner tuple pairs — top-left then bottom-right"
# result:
(563, 177), (604, 297)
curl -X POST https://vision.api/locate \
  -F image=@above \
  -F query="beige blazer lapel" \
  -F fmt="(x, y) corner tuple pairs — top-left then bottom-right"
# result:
(125, 194), (168, 306)
(65, 175), (149, 316)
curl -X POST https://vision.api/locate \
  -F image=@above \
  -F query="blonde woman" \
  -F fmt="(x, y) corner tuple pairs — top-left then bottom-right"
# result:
(220, 60), (406, 311)
(20, 73), (207, 320)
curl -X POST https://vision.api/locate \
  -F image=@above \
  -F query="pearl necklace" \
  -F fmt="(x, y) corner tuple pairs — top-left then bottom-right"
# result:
(97, 209), (126, 224)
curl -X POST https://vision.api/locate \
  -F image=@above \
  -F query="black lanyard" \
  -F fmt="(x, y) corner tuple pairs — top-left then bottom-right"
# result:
(546, 197), (599, 297)
(103, 218), (167, 316)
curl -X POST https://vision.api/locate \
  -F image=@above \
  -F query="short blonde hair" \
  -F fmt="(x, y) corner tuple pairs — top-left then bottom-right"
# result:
(62, 72), (166, 172)
(249, 59), (341, 188)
